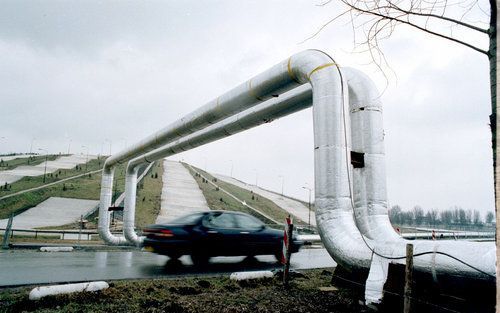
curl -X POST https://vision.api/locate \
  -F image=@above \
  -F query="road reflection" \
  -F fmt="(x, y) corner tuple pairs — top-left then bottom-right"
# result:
(140, 255), (281, 276)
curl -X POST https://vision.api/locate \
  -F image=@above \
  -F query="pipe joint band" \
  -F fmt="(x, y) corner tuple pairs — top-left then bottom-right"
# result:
(248, 79), (265, 101)
(287, 57), (301, 84)
(307, 63), (337, 80)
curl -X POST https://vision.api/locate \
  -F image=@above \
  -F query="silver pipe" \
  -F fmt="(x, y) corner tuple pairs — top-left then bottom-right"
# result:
(98, 50), (312, 244)
(98, 167), (128, 245)
(344, 68), (400, 241)
(102, 50), (495, 293)
(123, 166), (141, 245)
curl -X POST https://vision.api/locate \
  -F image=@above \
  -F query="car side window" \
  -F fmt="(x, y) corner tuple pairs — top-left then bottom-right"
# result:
(234, 214), (264, 229)
(204, 213), (237, 229)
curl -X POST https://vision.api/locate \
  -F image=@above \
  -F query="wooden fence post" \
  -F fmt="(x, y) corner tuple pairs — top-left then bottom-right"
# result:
(403, 243), (414, 313)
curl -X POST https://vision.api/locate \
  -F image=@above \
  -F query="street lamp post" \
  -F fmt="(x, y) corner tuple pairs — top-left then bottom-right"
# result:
(67, 139), (72, 155)
(81, 146), (89, 171)
(29, 138), (36, 155)
(229, 160), (234, 177)
(302, 186), (312, 230)
(254, 169), (258, 186)
(279, 175), (284, 196)
(105, 139), (112, 156)
(0, 137), (5, 156)
(38, 148), (48, 183)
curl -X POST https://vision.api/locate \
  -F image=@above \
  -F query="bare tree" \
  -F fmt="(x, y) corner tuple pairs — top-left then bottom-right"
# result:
(486, 210), (495, 223)
(440, 209), (453, 226)
(389, 204), (403, 224)
(473, 209), (482, 225)
(413, 205), (425, 225)
(428, 208), (439, 226)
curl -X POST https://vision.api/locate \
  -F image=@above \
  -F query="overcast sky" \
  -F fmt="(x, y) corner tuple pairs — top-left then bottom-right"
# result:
(0, 0), (494, 215)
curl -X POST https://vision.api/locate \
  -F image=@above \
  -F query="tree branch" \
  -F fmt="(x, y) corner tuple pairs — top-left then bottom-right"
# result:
(377, 1), (489, 33)
(341, 0), (489, 55)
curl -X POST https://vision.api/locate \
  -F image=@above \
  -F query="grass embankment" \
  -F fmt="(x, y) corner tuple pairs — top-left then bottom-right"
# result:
(185, 164), (304, 225)
(1, 159), (162, 233)
(0, 159), (128, 220)
(0, 268), (364, 313)
(0, 155), (58, 171)
(134, 161), (163, 228)
(0, 158), (105, 197)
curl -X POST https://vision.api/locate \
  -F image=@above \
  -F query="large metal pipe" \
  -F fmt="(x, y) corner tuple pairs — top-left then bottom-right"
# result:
(101, 50), (495, 300)
(344, 68), (400, 241)
(123, 165), (141, 245)
(98, 50), (314, 244)
(100, 49), (330, 244)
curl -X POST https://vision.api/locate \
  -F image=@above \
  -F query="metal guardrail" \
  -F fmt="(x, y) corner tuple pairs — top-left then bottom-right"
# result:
(0, 228), (98, 240)
(0, 228), (122, 241)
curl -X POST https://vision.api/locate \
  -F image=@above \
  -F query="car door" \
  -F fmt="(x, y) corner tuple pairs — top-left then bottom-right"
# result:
(201, 212), (240, 256)
(233, 213), (272, 256)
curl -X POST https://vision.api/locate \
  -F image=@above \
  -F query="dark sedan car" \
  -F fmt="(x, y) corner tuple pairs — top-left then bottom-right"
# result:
(142, 211), (302, 266)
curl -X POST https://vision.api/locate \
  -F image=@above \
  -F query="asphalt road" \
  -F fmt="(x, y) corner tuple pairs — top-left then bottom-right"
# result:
(0, 248), (336, 287)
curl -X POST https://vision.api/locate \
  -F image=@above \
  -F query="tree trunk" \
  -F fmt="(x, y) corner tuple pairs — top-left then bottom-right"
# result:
(491, 0), (499, 305)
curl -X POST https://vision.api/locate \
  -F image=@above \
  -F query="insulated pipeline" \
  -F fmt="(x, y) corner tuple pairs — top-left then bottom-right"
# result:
(100, 50), (495, 299)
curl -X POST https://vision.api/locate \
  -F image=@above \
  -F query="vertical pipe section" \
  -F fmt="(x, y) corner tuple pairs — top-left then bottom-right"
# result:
(309, 60), (373, 270)
(123, 165), (142, 245)
(98, 167), (128, 245)
(344, 68), (400, 241)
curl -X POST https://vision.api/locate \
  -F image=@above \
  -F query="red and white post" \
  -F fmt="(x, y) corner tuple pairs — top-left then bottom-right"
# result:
(281, 215), (294, 286)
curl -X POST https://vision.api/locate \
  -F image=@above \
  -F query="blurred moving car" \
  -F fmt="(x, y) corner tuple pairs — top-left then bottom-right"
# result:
(142, 211), (303, 266)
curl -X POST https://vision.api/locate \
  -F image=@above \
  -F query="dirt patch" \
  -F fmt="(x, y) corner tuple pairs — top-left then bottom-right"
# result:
(0, 268), (365, 313)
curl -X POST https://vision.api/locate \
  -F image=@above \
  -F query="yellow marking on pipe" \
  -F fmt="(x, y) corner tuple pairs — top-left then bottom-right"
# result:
(287, 57), (300, 84)
(248, 79), (264, 101)
(307, 63), (337, 80)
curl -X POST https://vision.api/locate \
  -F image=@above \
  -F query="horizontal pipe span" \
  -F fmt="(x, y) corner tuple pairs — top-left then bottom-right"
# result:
(129, 85), (312, 167)
(103, 54), (307, 170)
(100, 50), (330, 245)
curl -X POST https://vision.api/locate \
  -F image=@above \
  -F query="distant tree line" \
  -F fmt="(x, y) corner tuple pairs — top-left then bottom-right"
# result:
(389, 205), (495, 229)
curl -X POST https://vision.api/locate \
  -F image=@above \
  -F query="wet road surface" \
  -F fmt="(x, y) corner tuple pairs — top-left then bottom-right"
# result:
(0, 248), (336, 287)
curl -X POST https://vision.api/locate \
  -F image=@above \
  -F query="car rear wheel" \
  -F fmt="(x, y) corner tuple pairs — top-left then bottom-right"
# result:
(167, 253), (181, 260)
(191, 252), (209, 267)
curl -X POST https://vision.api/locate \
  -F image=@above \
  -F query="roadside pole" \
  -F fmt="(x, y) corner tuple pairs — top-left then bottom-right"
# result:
(282, 215), (293, 287)
(78, 215), (83, 246)
(403, 243), (414, 313)
(2, 214), (14, 249)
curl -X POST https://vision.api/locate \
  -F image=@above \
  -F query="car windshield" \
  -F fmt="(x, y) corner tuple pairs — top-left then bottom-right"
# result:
(168, 213), (205, 225)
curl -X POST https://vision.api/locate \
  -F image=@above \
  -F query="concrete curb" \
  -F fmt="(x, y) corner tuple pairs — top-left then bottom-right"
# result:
(29, 281), (109, 300)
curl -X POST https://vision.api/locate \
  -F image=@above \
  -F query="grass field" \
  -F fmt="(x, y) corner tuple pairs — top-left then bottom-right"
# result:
(185, 164), (305, 225)
(0, 155), (58, 171)
(134, 161), (164, 228)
